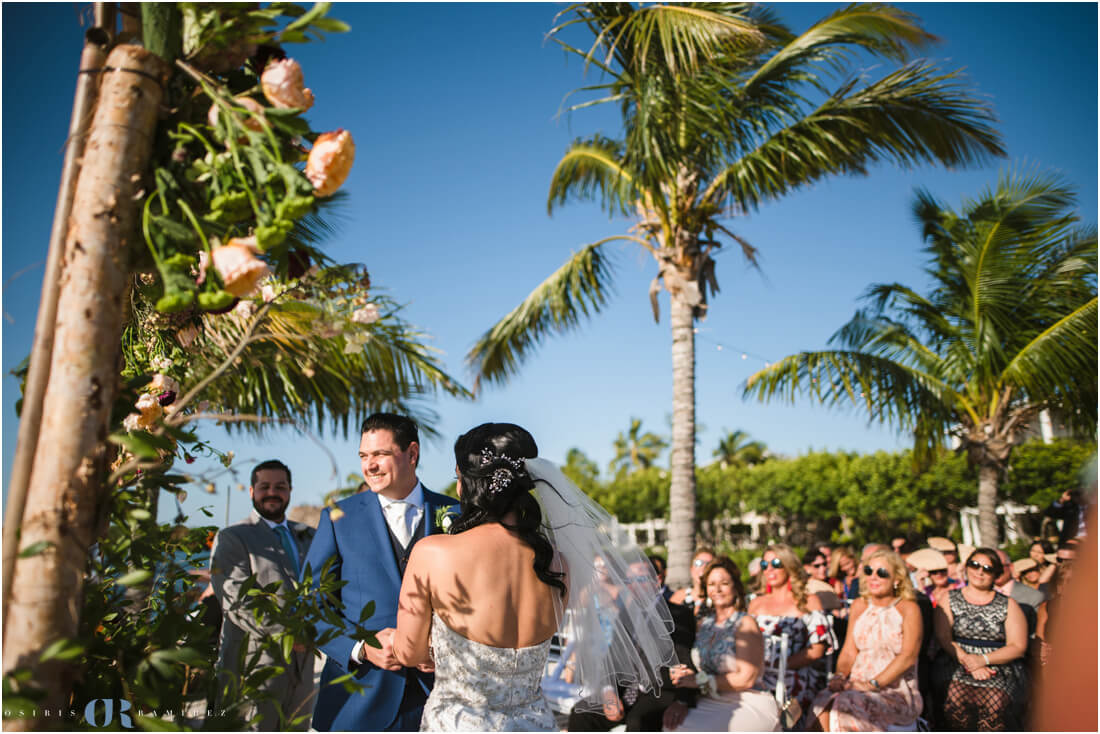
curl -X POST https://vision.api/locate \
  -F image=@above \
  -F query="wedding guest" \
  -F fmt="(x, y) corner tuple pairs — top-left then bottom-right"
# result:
(803, 550), (833, 594)
(211, 460), (315, 731)
(749, 545), (833, 729)
(304, 413), (458, 732)
(649, 555), (673, 603)
(1043, 488), (1086, 544)
(1028, 539), (1056, 587)
(1012, 558), (1043, 593)
(829, 547), (859, 601)
(993, 549), (1043, 612)
(932, 548), (1028, 731)
(663, 557), (779, 732)
(810, 550), (922, 731)
(907, 548), (957, 607)
(926, 537), (963, 582)
(669, 547), (716, 612)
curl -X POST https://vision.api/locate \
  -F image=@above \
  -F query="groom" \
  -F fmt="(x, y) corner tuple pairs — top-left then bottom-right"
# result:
(304, 413), (459, 731)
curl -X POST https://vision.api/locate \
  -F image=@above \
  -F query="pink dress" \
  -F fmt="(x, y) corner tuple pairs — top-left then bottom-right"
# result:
(810, 600), (921, 732)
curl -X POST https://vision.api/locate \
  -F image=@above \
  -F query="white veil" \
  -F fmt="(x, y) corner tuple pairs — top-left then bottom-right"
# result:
(525, 457), (678, 713)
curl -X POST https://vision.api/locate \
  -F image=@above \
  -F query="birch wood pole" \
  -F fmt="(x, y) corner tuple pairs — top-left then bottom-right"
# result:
(2, 44), (170, 728)
(1, 21), (111, 631)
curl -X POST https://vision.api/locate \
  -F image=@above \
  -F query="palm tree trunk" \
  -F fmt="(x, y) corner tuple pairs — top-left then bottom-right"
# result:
(977, 462), (1001, 547)
(666, 293), (697, 589)
(2, 45), (170, 728)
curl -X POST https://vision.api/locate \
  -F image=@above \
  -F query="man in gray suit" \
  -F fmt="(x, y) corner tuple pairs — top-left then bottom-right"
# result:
(211, 459), (316, 730)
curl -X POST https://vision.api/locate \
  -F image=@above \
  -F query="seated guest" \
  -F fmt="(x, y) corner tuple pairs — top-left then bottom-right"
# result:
(993, 549), (1044, 612)
(907, 548), (956, 607)
(810, 550), (923, 731)
(569, 557), (696, 732)
(926, 537), (964, 582)
(663, 557), (779, 732)
(828, 547), (859, 602)
(803, 549), (835, 596)
(932, 548), (1028, 731)
(749, 545), (833, 729)
(669, 547), (716, 613)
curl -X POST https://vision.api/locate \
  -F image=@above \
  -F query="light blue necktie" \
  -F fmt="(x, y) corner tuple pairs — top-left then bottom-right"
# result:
(275, 525), (300, 577)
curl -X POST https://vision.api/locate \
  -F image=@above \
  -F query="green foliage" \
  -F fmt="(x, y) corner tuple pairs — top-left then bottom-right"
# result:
(610, 418), (668, 476)
(1001, 439), (1095, 508)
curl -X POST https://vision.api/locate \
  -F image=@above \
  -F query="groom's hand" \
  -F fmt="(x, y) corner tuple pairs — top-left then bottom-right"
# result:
(360, 627), (403, 671)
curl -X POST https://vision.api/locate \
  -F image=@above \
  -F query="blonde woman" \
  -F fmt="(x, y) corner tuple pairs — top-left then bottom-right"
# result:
(748, 544), (833, 727)
(810, 550), (923, 731)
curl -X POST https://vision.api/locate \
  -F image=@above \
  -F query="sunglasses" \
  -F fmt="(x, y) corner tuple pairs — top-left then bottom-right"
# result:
(693, 558), (713, 568)
(759, 558), (784, 571)
(811, 562), (827, 568)
(863, 566), (891, 579)
(929, 568), (948, 575)
(966, 559), (995, 574)
(1056, 557), (1074, 564)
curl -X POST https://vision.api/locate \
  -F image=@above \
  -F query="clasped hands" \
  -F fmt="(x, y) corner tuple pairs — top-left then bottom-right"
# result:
(359, 628), (435, 673)
(959, 651), (996, 681)
(828, 674), (876, 692)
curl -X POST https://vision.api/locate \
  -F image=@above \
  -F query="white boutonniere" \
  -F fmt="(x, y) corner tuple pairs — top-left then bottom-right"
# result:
(434, 506), (458, 533)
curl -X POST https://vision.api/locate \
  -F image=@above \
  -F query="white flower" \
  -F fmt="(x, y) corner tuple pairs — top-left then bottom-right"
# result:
(150, 355), (174, 372)
(350, 303), (380, 324)
(261, 284), (277, 303)
(150, 374), (180, 396)
(441, 514), (454, 531)
(123, 413), (141, 432)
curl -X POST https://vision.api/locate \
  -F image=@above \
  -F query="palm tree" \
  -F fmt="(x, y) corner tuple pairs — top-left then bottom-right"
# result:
(612, 417), (668, 475)
(466, 3), (1004, 586)
(744, 170), (1097, 546)
(712, 429), (766, 468)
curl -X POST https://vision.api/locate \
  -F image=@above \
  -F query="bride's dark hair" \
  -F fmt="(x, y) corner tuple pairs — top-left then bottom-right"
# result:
(450, 422), (565, 596)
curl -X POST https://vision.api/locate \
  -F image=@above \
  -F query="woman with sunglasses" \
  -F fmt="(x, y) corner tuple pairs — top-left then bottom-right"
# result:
(748, 545), (833, 729)
(931, 548), (1028, 731)
(809, 550), (922, 731)
(663, 557), (780, 732)
(669, 547), (716, 612)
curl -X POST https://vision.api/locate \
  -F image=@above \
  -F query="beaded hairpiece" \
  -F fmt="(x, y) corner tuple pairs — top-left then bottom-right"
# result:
(479, 448), (525, 495)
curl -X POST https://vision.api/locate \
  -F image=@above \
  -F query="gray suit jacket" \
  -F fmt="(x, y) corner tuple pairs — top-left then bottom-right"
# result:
(211, 510), (316, 730)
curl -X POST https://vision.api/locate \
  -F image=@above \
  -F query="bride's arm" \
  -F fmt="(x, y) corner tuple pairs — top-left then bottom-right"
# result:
(393, 538), (439, 667)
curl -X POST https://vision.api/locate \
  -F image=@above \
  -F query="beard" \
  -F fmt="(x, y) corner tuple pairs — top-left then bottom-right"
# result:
(253, 495), (287, 522)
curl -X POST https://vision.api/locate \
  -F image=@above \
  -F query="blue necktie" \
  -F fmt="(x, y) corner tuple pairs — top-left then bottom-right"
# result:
(275, 525), (300, 577)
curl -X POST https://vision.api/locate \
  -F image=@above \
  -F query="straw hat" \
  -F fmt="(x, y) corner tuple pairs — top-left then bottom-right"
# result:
(909, 548), (948, 571)
(1013, 558), (1041, 576)
(926, 536), (957, 553)
(956, 543), (977, 565)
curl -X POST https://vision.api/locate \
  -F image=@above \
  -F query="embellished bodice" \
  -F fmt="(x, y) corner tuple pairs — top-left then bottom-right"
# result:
(420, 613), (555, 731)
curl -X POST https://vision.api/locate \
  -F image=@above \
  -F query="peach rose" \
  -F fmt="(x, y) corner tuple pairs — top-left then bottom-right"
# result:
(261, 58), (314, 111)
(211, 237), (270, 297)
(306, 130), (355, 197)
(207, 96), (266, 133)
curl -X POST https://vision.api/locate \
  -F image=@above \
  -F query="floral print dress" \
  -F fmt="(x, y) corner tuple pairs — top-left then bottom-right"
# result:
(810, 600), (921, 731)
(753, 610), (833, 724)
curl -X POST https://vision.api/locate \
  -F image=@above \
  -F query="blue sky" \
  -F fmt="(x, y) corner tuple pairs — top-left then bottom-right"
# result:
(3, 3), (1097, 525)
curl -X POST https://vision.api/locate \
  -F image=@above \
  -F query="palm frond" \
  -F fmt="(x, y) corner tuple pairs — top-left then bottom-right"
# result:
(182, 274), (470, 439)
(744, 3), (938, 94)
(704, 61), (1005, 211)
(547, 135), (645, 217)
(743, 349), (962, 446)
(1000, 297), (1098, 406)
(466, 242), (615, 392)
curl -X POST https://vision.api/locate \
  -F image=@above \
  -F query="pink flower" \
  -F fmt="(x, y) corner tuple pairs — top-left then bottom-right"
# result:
(350, 303), (380, 324)
(211, 237), (270, 297)
(261, 58), (314, 111)
(306, 130), (355, 197)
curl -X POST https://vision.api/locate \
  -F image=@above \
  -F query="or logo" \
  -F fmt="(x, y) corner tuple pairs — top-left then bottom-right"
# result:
(84, 699), (133, 729)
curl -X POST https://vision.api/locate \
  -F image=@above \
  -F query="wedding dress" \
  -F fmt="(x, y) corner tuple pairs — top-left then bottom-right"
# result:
(420, 613), (556, 732)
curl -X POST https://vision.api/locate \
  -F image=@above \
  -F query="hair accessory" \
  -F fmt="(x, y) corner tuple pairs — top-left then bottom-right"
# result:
(488, 467), (513, 495)
(479, 447), (524, 470)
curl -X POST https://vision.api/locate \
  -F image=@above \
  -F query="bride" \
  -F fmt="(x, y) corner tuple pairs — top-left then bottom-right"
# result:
(392, 423), (676, 731)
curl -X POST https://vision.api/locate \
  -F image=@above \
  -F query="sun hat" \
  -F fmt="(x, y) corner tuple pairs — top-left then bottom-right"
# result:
(1013, 558), (1040, 575)
(909, 548), (948, 571)
(926, 536), (957, 552)
(956, 543), (977, 565)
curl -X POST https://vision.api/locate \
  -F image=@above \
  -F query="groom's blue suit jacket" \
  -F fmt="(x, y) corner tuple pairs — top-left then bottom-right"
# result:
(302, 487), (458, 731)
